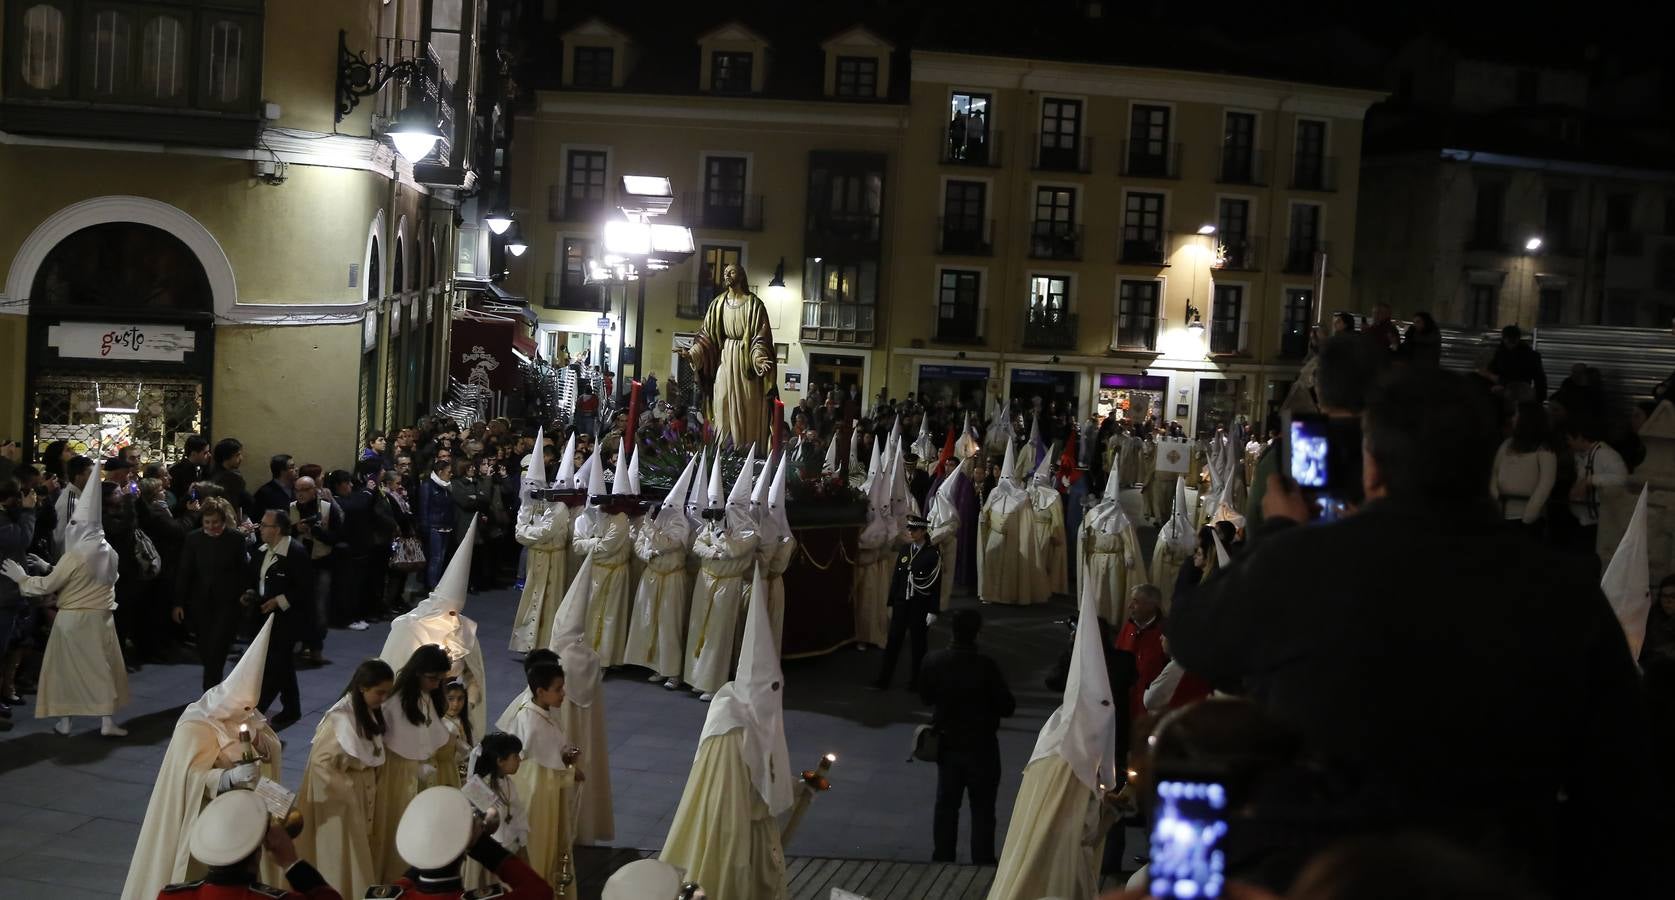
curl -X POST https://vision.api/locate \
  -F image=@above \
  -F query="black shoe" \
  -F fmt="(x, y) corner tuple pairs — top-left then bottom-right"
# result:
(0, 703), (11, 718)
(4, 692), (21, 705)
(270, 710), (302, 730)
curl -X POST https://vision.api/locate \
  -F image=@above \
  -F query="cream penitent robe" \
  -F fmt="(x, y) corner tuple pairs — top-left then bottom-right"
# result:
(853, 531), (893, 647)
(978, 489), (1032, 605)
(510, 500), (570, 653)
(1025, 485), (1068, 602)
(461, 772), (528, 889)
(572, 510), (633, 668)
(1079, 520), (1148, 626)
(660, 728), (788, 900)
(121, 719), (284, 900)
(17, 550), (128, 717)
(985, 756), (1107, 900)
(756, 536), (798, 652)
(508, 702), (579, 886)
(624, 514), (693, 679)
(294, 697), (384, 900)
(683, 526), (758, 695)
(372, 695), (451, 882)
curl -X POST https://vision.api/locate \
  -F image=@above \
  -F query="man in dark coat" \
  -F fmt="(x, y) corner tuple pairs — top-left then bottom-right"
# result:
(1488, 324), (1547, 404)
(917, 608), (1014, 865)
(172, 497), (250, 690)
(251, 454), (297, 516)
(1168, 367), (1657, 898)
(872, 514), (942, 691)
(246, 509), (311, 729)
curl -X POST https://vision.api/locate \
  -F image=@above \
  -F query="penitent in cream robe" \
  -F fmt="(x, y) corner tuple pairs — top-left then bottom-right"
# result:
(294, 698), (383, 900)
(572, 511), (633, 668)
(1079, 520), (1148, 624)
(372, 694), (450, 882)
(17, 551), (128, 717)
(978, 489), (1032, 605)
(623, 513), (692, 679)
(510, 501), (570, 653)
(660, 729), (788, 900)
(683, 526), (758, 694)
(508, 702), (579, 886)
(985, 756), (1107, 900)
(756, 535), (798, 652)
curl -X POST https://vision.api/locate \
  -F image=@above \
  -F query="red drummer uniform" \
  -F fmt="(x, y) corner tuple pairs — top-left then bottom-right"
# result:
(364, 835), (552, 900)
(160, 861), (342, 900)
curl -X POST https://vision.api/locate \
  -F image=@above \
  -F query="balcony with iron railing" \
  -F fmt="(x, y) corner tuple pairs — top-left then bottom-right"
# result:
(544, 273), (607, 311)
(1214, 236), (1263, 271)
(373, 36), (456, 168)
(548, 187), (610, 223)
(939, 127), (1003, 167)
(808, 209), (883, 246)
(1207, 318), (1250, 356)
(934, 307), (987, 344)
(1121, 140), (1182, 178)
(681, 192), (765, 231)
(1023, 310), (1079, 349)
(1033, 134), (1094, 173)
(1029, 222), (1083, 261)
(676, 281), (757, 319)
(1216, 148), (1267, 185)
(937, 217), (994, 256)
(1289, 155), (1338, 192)
(1283, 240), (1330, 274)
(800, 300), (876, 346)
(1119, 234), (1167, 266)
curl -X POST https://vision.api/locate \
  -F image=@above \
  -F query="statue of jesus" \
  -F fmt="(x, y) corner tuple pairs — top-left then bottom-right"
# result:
(681, 264), (777, 449)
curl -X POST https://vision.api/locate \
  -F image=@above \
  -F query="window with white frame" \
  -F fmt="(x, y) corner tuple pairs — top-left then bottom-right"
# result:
(1116, 279), (1160, 350)
(936, 269), (982, 341)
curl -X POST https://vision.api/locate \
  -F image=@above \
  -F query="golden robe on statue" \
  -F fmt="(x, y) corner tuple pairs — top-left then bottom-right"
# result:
(685, 275), (776, 450)
(660, 728), (788, 900)
(294, 697), (383, 900)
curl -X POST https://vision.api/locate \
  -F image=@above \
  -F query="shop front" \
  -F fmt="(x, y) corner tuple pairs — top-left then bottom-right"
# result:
(1095, 372), (1169, 423)
(1194, 375), (1252, 436)
(915, 362), (992, 412)
(1007, 366), (1083, 418)
(23, 222), (215, 463)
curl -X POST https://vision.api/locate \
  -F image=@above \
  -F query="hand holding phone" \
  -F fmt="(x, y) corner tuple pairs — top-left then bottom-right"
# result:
(1149, 776), (1230, 899)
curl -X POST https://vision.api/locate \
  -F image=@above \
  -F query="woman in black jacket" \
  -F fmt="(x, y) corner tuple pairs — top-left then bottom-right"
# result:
(171, 496), (250, 689)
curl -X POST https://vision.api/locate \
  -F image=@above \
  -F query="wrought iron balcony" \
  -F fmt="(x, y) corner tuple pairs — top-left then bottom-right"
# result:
(1216, 148), (1266, 185)
(1023, 311), (1079, 349)
(548, 188), (609, 224)
(937, 217), (994, 256)
(1033, 133), (1094, 173)
(544, 273), (606, 312)
(1119, 235), (1166, 265)
(934, 308), (987, 344)
(1207, 318), (1249, 356)
(939, 127), (1003, 167)
(1029, 222), (1083, 261)
(1289, 155), (1338, 192)
(1284, 240), (1330, 274)
(800, 300), (875, 346)
(681, 193), (765, 231)
(1121, 140), (1182, 179)
(1215, 236), (1263, 271)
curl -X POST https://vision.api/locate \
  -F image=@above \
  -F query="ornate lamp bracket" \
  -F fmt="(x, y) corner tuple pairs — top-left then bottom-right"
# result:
(335, 29), (429, 124)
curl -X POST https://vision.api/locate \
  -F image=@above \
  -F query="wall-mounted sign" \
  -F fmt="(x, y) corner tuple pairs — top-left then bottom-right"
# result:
(783, 370), (803, 392)
(919, 364), (991, 380)
(47, 322), (196, 363)
(1098, 373), (1170, 391)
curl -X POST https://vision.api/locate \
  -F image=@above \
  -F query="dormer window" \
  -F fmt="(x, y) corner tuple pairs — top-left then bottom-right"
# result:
(835, 57), (878, 98)
(573, 46), (614, 88)
(821, 26), (892, 100)
(711, 51), (753, 94)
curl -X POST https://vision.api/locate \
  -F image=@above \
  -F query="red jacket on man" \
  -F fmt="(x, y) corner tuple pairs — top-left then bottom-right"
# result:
(160, 861), (340, 900)
(1115, 615), (1167, 720)
(368, 834), (553, 900)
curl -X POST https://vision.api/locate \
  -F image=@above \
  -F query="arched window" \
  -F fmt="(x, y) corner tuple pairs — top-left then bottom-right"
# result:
(20, 4), (67, 91)
(29, 222), (213, 314)
(140, 15), (186, 102)
(89, 9), (132, 97)
(392, 240), (406, 299)
(205, 20), (245, 105)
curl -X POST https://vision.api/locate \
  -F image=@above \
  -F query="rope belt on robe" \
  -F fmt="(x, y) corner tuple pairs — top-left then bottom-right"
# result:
(589, 559), (626, 649)
(691, 568), (745, 658)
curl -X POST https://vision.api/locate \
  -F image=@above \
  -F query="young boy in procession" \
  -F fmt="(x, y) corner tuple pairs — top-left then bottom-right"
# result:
(506, 661), (581, 886)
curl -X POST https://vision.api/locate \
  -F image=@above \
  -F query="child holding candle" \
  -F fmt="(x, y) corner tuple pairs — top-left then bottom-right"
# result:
(506, 661), (580, 886)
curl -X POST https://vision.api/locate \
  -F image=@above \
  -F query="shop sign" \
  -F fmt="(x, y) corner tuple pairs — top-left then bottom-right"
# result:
(1099, 373), (1170, 391)
(47, 322), (196, 363)
(1010, 367), (1072, 385)
(919, 364), (991, 380)
(783, 370), (803, 392)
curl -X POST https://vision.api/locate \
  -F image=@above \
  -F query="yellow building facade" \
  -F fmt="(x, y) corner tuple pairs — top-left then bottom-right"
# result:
(0, 0), (483, 470)
(513, 25), (1380, 436)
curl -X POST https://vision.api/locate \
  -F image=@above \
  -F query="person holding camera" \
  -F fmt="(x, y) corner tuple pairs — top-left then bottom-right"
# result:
(916, 608), (1015, 865)
(1166, 366), (1658, 897)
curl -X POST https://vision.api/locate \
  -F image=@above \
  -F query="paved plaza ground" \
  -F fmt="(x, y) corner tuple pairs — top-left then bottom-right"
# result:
(0, 488), (1167, 899)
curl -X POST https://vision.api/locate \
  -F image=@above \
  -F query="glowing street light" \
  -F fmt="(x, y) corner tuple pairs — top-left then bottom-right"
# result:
(387, 103), (443, 163)
(1525, 236), (1543, 252)
(484, 210), (514, 235)
(1196, 223), (1217, 235)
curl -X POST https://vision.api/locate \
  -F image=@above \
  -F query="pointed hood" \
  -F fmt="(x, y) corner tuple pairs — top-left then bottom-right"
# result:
(889, 437), (914, 521)
(611, 442), (633, 496)
(1104, 449), (1123, 500)
(860, 432), (883, 495)
(1160, 477), (1196, 554)
(586, 450), (609, 499)
(549, 554), (602, 707)
(1030, 443), (1056, 488)
(766, 451), (791, 538)
(956, 412), (980, 461)
(67, 458), (106, 549)
(686, 448), (710, 527)
(1211, 528), (1231, 568)
(699, 562), (794, 815)
(928, 462), (965, 531)
(552, 434), (577, 489)
(179, 614), (275, 748)
(523, 427), (547, 502)
(1603, 485), (1651, 658)
(705, 448), (725, 511)
(997, 435), (1019, 491)
(420, 516), (478, 615)
(913, 413), (934, 462)
(1028, 576), (1117, 795)
(823, 430), (842, 475)
(751, 449), (775, 518)
(657, 455), (698, 543)
(1027, 414), (1046, 467)
(1089, 461), (1135, 537)
(627, 445), (641, 494)
(725, 445), (757, 531)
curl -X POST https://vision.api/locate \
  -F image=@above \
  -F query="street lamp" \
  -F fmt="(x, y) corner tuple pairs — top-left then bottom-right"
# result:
(1196, 223), (1217, 235)
(484, 210), (514, 235)
(768, 257), (788, 290)
(387, 102), (443, 163)
(588, 175), (695, 391)
(1524, 236), (1543, 252)
(504, 221), (528, 257)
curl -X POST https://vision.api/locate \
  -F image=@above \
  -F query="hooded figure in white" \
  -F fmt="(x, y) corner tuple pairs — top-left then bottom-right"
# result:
(565, 451), (602, 589)
(978, 439), (1033, 605)
(987, 578), (1117, 900)
(626, 455), (698, 687)
(551, 552), (614, 844)
(912, 411), (936, 465)
(380, 517), (489, 739)
(511, 429), (573, 653)
(823, 428), (843, 477)
(1602, 485), (1651, 657)
(983, 397), (1014, 459)
(684, 447), (761, 699)
(1079, 465), (1149, 624)
(3, 459), (128, 734)
(662, 563), (792, 900)
(571, 445), (636, 669)
(927, 464), (967, 614)
(1151, 478), (1198, 611)
(1024, 447), (1068, 602)
(122, 616), (283, 900)
(854, 438), (897, 648)
(753, 452), (798, 651)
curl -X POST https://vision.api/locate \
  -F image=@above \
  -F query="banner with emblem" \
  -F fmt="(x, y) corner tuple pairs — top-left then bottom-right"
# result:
(1154, 437), (1191, 474)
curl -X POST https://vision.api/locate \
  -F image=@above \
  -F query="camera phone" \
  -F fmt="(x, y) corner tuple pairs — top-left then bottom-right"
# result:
(1149, 777), (1229, 899)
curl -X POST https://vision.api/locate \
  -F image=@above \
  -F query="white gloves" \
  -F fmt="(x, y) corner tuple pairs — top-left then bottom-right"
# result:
(1124, 553), (1135, 568)
(215, 762), (260, 796)
(419, 763), (438, 784)
(0, 559), (26, 585)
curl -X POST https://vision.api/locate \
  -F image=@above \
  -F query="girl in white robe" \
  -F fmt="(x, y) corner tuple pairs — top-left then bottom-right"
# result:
(294, 658), (392, 900)
(462, 732), (530, 889)
(372, 644), (453, 882)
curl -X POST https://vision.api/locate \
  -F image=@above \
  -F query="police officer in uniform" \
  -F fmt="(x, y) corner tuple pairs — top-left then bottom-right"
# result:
(365, 786), (552, 900)
(160, 790), (341, 900)
(870, 513), (942, 691)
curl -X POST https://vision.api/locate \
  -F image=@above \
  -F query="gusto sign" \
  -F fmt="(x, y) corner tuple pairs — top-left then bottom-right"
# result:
(48, 321), (196, 363)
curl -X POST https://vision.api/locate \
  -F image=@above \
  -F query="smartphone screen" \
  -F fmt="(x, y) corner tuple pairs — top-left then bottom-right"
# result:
(1149, 778), (1229, 899)
(1287, 416), (1330, 490)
